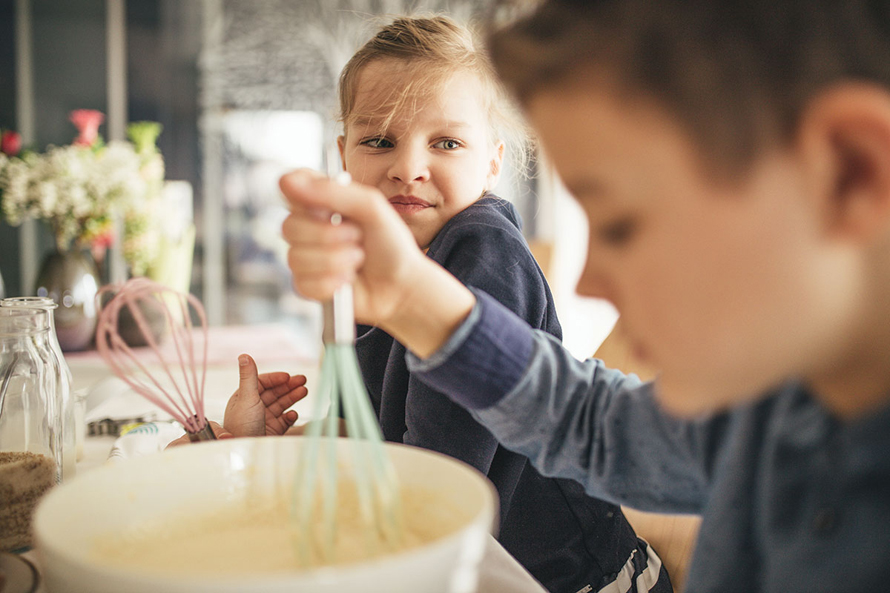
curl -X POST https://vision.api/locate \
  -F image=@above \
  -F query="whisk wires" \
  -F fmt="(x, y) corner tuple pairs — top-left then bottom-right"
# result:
(335, 341), (403, 546)
(95, 278), (213, 439)
(291, 284), (405, 565)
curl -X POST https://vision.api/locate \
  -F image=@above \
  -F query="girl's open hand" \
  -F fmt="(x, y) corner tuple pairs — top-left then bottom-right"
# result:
(223, 354), (307, 437)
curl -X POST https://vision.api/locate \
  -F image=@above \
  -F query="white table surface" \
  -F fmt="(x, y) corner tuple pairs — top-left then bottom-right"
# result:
(22, 324), (545, 593)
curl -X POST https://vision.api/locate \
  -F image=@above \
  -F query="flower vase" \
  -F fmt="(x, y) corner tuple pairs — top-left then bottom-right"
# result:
(105, 288), (168, 348)
(34, 250), (100, 352)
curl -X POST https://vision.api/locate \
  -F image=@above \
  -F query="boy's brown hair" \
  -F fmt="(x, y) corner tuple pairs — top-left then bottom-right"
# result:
(488, 0), (890, 176)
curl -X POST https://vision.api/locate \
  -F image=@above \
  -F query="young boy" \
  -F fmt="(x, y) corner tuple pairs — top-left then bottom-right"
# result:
(279, 1), (890, 591)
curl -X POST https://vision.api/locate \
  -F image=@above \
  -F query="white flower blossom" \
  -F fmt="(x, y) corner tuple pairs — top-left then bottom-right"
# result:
(0, 140), (148, 252)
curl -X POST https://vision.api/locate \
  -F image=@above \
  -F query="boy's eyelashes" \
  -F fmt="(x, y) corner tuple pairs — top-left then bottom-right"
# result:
(595, 217), (639, 247)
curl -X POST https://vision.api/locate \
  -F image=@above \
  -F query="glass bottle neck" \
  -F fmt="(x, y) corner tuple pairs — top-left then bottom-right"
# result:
(0, 308), (52, 337)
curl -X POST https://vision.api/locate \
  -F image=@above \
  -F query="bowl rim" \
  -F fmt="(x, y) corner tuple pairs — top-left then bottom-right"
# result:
(33, 437), (499, 585)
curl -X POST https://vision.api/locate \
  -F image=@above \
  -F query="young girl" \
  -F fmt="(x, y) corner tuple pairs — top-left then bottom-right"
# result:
(334, 16), (669, 593)
(227, 15), (670, 593)
(279, 2), (890, 592)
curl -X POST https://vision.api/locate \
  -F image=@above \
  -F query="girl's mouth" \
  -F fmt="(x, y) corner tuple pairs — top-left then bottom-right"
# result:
(388, 195), (432, 215)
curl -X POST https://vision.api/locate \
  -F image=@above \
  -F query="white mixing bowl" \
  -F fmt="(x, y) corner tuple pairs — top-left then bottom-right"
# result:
(33, 437), (497, 593)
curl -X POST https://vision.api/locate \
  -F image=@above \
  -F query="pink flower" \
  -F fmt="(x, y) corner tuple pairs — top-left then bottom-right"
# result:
(69, 109), (105, 147)
(1, 130), (21, 156)
(91, 228), (116, 249)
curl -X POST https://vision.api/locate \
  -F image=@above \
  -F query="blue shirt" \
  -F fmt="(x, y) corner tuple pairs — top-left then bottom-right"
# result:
(408, 290), (890, 593)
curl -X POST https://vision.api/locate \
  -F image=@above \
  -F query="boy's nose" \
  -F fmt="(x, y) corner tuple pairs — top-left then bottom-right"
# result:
(576, 255), (617, 305)
(387, 146), (430, 184)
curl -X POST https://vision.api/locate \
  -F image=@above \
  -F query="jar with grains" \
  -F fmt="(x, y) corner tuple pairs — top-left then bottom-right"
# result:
(0, 307), (61, 552)
(2, 296), (76, 480)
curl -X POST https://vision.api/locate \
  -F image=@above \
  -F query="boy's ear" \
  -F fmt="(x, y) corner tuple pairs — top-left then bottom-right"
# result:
(486, 140), (506, 190)
(337, 135), (347, 170)
(799, 84), (890, 243)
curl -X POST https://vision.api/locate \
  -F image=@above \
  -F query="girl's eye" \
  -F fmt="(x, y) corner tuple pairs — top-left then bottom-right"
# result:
(596, 217), (638, 247)
(432, 138), (462, 150)
(361, 137), (393, 149)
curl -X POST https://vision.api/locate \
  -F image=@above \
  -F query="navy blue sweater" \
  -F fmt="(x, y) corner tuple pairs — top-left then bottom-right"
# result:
(356, 196), (671, 593)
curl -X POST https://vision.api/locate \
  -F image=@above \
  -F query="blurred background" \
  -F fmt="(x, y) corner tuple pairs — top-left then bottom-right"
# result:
(0, 0), (618, 358)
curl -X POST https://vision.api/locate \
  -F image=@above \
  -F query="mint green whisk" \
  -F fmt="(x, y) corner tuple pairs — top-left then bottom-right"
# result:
(290, 173), (404, 565)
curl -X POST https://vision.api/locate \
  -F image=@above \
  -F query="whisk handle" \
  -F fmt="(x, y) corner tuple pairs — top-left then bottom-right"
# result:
(187, 421), (218, 442)
(323, 284), (356, 345)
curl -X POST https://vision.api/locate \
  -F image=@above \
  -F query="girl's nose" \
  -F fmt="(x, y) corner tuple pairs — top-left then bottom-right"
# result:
(387, 145), (430, 184)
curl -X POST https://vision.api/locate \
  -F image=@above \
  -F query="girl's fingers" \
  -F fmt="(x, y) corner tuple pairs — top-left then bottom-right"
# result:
(257, 374), (307, 394)
(291, 275), (358, 302)
(284, 245), (361, 300)
(286, 245), (364, 276)
(271, 377), (308, 399)
(258, 373), (308, 411)
(237, 354), (260, 399)
(265, 409), (299, 435)
(257, 371), (291, 389)
(279, 170), (388, 225)
(258, 374), (302, 397)
(274, 376), (308, 397)
(264, 386), (308, 414)
(281, 212), (361, 248)
(256, 373), (308, 413)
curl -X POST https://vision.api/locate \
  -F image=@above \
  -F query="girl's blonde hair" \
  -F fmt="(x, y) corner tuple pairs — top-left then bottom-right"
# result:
(338, 15), (530, 175)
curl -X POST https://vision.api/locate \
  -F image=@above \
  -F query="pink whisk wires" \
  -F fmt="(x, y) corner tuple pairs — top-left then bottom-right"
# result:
(95, 277), (215, 441)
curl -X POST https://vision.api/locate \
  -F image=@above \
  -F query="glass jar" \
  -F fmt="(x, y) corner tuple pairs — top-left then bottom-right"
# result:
(0, 307), (61, 552)
(2, 297), (76, 480)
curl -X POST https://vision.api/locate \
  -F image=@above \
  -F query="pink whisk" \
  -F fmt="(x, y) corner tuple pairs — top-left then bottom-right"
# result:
(95, 277), (216, 441)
